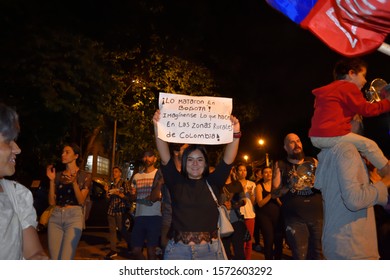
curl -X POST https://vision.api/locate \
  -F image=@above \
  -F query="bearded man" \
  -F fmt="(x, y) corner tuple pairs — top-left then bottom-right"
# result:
(130, 149), (161, 259)
(272, 133), (324, 259)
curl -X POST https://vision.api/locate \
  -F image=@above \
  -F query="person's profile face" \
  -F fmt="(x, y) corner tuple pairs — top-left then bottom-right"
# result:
(0, 133), (21, 178)
(349, 67), (367, 90)
(112, 168), (122, 180)
(186, 149), (206, 179)
(61, 146), (78, 165)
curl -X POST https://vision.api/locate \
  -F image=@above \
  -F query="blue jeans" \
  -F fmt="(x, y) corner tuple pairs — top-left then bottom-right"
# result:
(285, 219), (323, 260)
(48, 206), (83, 260)
(164, 239), (225, 260)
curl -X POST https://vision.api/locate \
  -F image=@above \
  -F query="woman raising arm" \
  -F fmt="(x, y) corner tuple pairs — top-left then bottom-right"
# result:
(152, 109), (240, 260)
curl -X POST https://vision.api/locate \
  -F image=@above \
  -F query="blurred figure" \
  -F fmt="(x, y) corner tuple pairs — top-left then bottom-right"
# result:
(130, 149), (161, 260)
(315, 142), (390, 259)
(46, 143), (92, 260)
(220, 167), (246, 260)
(150, 143), (188, 256)
(104, 166), (132, 259)
(252, 166), (264, 252)
(366, 159), (390, 260)
(251, 167), (263, 184)
(236, 163), (256, 260)
(255, 166), (283, 260)
(0, 103), (48, 260)
(273, 133), (324, 260)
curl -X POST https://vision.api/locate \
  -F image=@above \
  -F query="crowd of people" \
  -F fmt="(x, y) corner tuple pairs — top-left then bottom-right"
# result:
(1, 57), (390, 260)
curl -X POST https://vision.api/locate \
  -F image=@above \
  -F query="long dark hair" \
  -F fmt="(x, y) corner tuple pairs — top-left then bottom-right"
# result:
(180, 144), (210, 179)
(64, 143), (82, 166)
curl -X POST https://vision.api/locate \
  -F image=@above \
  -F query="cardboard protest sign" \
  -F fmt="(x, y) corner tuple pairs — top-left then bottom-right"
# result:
(157, 92), (233, 145)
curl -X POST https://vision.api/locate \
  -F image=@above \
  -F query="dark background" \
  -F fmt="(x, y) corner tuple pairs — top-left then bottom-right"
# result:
(2, 0), (389, 163)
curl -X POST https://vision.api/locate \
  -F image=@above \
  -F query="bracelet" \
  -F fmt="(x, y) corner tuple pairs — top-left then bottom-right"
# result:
(233, 131), (242, 138)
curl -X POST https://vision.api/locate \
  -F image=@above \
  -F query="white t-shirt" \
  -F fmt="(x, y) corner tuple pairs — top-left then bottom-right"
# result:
(132, 169), (161, 217)
(0, 179), (38, 260)
(240, 180), (256, 219)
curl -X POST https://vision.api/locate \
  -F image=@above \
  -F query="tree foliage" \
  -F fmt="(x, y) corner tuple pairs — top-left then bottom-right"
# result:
(0, 26), (123, 180)
(111, 46), (219, 162)
(0, 0), (259, 182)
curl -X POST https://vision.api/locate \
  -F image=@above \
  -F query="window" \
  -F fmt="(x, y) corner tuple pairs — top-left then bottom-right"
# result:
(97, 156), (110, 175)
(85, 155), (110, 176)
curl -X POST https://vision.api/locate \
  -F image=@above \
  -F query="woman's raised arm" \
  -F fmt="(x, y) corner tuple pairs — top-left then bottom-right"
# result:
(153, 110), (171, 165)
(223, 115), (240, 165)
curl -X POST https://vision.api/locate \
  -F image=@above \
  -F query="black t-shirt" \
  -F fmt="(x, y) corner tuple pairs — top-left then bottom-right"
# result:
(278, 158), (323, 222)
(256, 183), (280, 216)
(161, 158), (232, 233)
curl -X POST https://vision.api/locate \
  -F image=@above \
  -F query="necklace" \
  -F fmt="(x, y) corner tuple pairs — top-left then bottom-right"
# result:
(64, 168), (79, 176)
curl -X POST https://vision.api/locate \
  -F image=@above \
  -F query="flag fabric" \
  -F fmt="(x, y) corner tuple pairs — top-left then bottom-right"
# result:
(301, 0), (387, 56)
(335, 1), (390, 34)
(266, 0), (389, 57)
(265, 0), (317, 24)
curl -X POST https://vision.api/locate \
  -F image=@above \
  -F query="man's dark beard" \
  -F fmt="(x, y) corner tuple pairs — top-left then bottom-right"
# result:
(288, 151), (305, 161)
(143, 160), (154, 168)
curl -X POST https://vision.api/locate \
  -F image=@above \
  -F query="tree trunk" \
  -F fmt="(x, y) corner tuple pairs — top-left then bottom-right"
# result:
(80, 125), (103, 170)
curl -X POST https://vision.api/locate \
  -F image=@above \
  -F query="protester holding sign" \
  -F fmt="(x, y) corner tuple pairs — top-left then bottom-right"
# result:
(152, 105), (240, 260)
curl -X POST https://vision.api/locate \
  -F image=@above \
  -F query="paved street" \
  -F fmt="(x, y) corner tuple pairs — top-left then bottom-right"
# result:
(38, 226), (292, 260)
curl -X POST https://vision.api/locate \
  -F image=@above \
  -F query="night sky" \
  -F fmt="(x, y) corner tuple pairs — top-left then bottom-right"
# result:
(193, 1), (390, 162)
(2, 0), (389, 163)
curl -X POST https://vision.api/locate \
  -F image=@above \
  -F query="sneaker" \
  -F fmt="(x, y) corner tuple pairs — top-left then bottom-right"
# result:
(104, 250), (118, 259)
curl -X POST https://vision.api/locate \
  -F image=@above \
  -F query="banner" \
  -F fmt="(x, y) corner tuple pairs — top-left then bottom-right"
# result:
(157, 92), (233, 145)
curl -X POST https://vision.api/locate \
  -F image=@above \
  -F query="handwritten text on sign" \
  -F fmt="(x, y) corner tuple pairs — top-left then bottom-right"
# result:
(157, 92), (233, 144)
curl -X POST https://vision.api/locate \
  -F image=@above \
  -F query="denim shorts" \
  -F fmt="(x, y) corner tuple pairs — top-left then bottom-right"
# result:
(163, 239), (225, 260)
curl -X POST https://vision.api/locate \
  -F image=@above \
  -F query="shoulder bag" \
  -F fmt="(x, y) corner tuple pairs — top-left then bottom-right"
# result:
(206, 181), (234, 237)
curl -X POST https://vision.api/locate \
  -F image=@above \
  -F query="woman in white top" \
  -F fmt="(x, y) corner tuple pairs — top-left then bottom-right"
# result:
(237, 163), (256, 260)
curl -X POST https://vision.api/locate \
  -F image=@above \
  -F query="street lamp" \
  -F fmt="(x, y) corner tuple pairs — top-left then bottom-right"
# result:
(243, 154), (249, 163)
(258, 138), (265, 147)
(257, 137), (269, 166)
